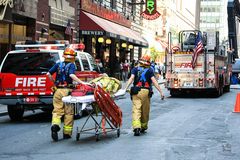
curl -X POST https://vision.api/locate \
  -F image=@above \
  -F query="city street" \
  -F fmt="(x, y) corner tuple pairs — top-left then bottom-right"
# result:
(0, 0), (240, 160)
(0, 84), (240, 160)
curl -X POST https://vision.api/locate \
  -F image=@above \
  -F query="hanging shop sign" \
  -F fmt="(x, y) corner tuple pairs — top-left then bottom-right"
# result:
(141, 0), (161, 20)
(0, 0), (13, 20)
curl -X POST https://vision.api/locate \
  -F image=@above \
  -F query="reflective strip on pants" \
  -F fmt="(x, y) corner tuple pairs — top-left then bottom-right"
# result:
(132, 120), (141, 129)
(141, 122), (148, 130)
(52, 117), (61, 126)
(63, 125), (73, 135)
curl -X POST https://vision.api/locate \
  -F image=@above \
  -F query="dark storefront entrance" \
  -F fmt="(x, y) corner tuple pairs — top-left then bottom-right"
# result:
(79, 11), (148, 76)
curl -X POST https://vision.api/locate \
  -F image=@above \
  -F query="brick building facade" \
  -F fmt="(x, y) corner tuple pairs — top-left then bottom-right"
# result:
(0, 0), (77, 61)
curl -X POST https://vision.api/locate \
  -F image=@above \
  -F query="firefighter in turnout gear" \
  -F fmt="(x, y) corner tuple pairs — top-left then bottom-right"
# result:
(47, 47), (90, 141)
(124, 54), (164, 136)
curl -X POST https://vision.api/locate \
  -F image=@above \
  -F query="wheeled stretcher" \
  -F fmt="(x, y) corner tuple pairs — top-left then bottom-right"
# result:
(62, 85), (124, 141)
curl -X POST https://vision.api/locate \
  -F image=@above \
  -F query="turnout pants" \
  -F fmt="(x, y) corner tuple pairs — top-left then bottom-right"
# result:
(51, 88), (74, 135)
(132, 88), (150, 130)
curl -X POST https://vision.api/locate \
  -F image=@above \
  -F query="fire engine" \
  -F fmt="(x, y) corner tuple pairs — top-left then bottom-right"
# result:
(165, 30), (231, 97)
(0, 40), (100, 121)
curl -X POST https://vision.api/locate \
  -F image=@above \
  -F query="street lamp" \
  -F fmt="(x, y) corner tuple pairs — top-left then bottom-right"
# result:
(98, 37), (104, 43)
(128, 44), (134, 49)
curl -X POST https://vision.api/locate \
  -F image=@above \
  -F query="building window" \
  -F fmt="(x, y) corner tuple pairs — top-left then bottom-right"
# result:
(111, 0), (116, 9)
(212, 7), (215, 12)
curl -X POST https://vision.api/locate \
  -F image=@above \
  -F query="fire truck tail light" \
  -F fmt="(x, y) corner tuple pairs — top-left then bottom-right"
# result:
(199, 78), (203, 87)
(174, 79), (178, 87)
(207, 78), (214, 83)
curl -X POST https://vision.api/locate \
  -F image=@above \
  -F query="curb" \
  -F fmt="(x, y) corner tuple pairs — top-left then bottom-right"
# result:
(0, 111), (8, 117)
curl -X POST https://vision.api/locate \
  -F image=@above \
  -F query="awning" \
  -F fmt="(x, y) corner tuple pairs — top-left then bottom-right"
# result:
(80, 11), (148, 47)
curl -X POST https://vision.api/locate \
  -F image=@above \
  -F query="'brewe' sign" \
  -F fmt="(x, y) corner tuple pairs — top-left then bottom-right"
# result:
(141, 0), (160, 20)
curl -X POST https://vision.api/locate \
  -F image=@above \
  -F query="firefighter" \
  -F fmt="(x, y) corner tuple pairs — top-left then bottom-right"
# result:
(47, 47), (89, 141)
(124, 54), (164, 136)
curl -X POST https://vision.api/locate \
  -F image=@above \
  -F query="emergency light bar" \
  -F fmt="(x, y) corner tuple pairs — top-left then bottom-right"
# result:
(15, 44), (66, 50)
(15, 40), (70, 50)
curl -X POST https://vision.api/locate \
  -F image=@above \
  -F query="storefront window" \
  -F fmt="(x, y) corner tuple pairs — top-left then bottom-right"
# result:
(0, 24), (9, 43)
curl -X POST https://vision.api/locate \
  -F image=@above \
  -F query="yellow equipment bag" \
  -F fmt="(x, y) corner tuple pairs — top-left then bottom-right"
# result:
(90, 74), (121, 95)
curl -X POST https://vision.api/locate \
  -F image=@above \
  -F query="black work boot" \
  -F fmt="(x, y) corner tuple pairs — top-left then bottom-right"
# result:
(51, 125), (60, 142)
(140, 128), (147, 134)
(134, 128), (140, 136)
(63, 134), (72, 139)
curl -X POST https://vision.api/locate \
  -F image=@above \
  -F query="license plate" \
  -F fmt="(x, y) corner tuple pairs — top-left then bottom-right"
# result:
(184, 82), (193, 87)
(23, 96), (39, 103)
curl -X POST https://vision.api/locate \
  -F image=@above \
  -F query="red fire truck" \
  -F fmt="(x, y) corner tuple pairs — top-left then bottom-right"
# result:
(0, 41), (100, 121)
(165, 30), (231, 97)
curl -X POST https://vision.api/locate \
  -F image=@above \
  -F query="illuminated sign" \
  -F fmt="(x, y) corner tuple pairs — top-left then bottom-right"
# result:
(0, 0), (13, 20)
(141, 0), (161, 20)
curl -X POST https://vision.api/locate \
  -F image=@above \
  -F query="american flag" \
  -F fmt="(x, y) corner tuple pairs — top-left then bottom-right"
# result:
(65, 19), (72, 35)
(191, 32), (204, 69)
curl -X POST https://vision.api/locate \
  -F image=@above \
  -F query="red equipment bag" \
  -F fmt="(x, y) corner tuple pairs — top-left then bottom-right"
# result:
(71, 84), (94, 97)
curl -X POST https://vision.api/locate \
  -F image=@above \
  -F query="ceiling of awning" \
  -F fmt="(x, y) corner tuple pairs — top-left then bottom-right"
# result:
(80, 11), (148, 47)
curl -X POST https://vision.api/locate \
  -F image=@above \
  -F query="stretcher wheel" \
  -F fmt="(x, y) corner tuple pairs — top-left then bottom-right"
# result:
(76, 133), (80, 141)
(96, 134), (99, 141)
(117, 128), (120, 137)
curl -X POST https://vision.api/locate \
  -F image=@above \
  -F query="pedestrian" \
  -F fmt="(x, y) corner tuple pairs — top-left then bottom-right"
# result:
(161, 63), (166, 79)
(46, 47), (90, 141)
(154, 62), (160, 79)
(122, 60), (130, 81)
(96, 59), (104, 73)
(113, 57), (121, 80)
(123, 54), (165, 136)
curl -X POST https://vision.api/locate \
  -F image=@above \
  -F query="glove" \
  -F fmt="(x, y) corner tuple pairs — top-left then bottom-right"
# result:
(51, 86), (57, 93)
(122, 89), (127, 95)
(114, 89), (126, 97)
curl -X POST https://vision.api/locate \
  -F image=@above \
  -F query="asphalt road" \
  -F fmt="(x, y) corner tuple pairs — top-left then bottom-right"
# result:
(0, 86), (240, 160)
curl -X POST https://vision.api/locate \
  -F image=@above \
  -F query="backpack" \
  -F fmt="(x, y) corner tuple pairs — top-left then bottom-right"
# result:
(133, 66), (151, 88)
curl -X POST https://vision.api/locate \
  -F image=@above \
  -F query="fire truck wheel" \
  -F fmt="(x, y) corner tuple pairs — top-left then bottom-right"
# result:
(224, 85), (230, 92)
(170, 89), (180, 97)
(7, 105), (24, 121)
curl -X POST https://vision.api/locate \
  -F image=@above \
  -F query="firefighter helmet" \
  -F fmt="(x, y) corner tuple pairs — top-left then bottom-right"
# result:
(63, 47), (76, 59)
(139, 54), (151, 66)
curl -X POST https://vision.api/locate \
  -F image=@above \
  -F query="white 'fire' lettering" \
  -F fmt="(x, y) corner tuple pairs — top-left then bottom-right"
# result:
(28, 78), (36, 87)
(38, 77), (46, 87)
(15, 77), (47, 87)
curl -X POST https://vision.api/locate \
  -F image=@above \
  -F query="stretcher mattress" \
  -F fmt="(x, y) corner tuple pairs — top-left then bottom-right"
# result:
(62, 89), (126, 104)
